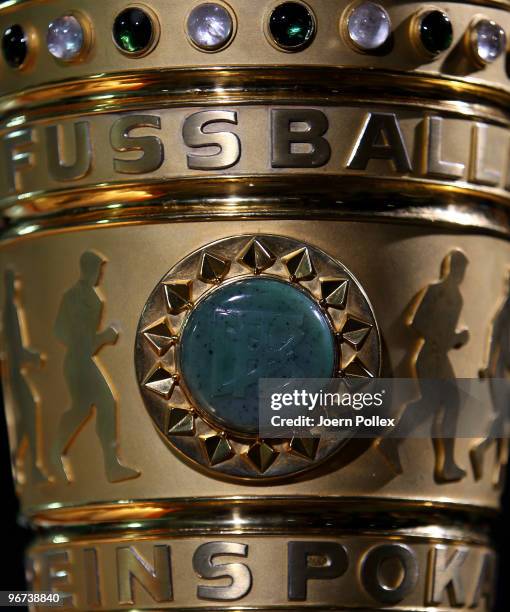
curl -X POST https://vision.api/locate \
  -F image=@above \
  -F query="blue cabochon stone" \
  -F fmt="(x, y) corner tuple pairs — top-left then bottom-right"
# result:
(180, 277), (336, 435)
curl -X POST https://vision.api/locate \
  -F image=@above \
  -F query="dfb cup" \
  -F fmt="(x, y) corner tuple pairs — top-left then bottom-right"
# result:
(0, 0), (509, 610)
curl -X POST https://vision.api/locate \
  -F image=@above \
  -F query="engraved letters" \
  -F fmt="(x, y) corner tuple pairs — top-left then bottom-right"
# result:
(117, 545), (173, 605)
(183, 110), (241, 170)
(287, 541), (348, 600)
(111, 115), (164, 174)
(193, 542), (252, 600)
(347, 112), (411, 172)
(271, 109), (331, 168)
(47, 121), (92, 181)
(3, 108), (510, 198)
(27, 538), (495, 609)
(1, 128), (34, 194)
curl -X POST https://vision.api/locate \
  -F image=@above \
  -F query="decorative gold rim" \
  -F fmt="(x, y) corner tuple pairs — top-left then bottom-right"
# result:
(3, 174), (510, 221)
(2, 67), (510, 121)
(27, 496), (498, 527)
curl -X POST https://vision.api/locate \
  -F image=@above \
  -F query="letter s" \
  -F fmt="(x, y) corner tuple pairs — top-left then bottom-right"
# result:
(193, 542), (252, 601)
(183, 110), (241, 170)
(111, 115), (164, 174)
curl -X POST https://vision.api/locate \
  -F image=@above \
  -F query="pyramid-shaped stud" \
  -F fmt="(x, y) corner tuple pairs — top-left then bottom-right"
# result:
(320, 279), (349, 310)
(342, 357), (374, 379)
(339, 316), (373, 350)
(245, 441), (278, 473)
(282, 248), (316, 281)
(168, 407), (195, 435)
(201, 434), (235, 466)
(142, 318), (177, 356)
(143, 367), (177, 399)
(198, 251), (231, 284)
(289, 437), (320, 460)
(163, 281), (193, 314)
(237, 238), (276, 274)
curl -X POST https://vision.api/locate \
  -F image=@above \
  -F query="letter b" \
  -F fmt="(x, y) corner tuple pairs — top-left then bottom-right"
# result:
(272, 109), (331, 168)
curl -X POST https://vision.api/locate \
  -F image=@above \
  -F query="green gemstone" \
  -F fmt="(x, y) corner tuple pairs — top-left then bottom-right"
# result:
(269, 2), (315, 50)
(179, 277), (336, 435)
(419, 10), (453, 55)
(113, 8), (154, 54)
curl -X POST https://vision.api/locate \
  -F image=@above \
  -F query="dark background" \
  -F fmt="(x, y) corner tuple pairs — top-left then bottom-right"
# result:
(1, 406), (509, 609)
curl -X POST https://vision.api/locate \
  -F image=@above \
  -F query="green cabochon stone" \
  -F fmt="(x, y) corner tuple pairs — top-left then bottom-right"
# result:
(180, 277), (336, 435)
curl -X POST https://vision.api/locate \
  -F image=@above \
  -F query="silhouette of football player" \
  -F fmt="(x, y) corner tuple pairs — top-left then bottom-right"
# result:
(52, 251), (139, 483)
(471, 272), (510, 488)
(2, 269), (47, 485)
(379, 250), (469, 482)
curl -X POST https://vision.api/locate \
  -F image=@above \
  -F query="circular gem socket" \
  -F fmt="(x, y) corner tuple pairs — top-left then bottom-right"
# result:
(2, 24), (28, 68)
(269, 2), (316, 51)
(346, 2), (391, 51)
(187, 3), (234, 51)
(471, 19), (506, 65)
(179, 277), (336, 435)
(113, 7), (157, 55)
(418, 9), (453, 56)
(47, 15), (85, 61)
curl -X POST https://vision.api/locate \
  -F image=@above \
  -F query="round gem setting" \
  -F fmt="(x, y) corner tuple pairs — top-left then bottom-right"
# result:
(346, 2), (391, 51)
(113, 7), (156, 55)
(2, 24), (28, 69)
(187, 3), (234, 51)
(471, 19), (506, 65)
(418, 9), (453, 56)
(269, 2), (316, 51)
(47, 15), (85, 61)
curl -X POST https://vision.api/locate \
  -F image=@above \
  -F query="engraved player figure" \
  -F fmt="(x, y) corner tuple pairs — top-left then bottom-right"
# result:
(2, 269), (48, 485)
(52, 251), (139, 483)
(470, 272), (510, 488)
(379, 250), (469, 482)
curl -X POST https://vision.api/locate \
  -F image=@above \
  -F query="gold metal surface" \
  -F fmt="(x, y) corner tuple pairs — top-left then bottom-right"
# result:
(0, 219), (507, 516)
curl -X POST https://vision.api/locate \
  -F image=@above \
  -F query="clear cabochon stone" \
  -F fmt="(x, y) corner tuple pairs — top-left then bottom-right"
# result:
(473, 19), (506, 63)
(187, 3), (233, 50)
(47, 15), (84, 60)
(347, 2), (391, 51)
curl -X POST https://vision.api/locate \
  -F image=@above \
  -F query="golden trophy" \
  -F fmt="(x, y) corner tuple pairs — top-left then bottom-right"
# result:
(0, 0), (508, 609)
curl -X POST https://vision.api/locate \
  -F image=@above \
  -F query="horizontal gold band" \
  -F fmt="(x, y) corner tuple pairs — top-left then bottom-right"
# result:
(6, 0), (503, 13)
(27, 529), (495, 611)
(3, 68), (510, 123)
(28, 497), (497, 531)
(3, 102), (510, 219)
(1, 0), (510, 104)
(2, 193), (510, 244)
(1, 220), (507, 513)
